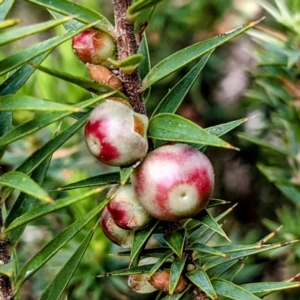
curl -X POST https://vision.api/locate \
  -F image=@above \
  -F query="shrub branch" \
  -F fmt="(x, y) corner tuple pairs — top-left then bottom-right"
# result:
(112, 0), (146, 115)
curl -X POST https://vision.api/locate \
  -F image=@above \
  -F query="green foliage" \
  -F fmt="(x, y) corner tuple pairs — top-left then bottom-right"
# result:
(0, 0), (299, 299)
(240, 0), (300, 265)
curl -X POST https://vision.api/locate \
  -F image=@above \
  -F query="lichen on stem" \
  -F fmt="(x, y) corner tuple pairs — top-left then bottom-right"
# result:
(112, 0), (146, 115)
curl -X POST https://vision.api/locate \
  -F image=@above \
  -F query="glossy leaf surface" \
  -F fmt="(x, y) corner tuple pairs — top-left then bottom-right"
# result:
(148, 113), (236, 149)
(39, 224), (97, 300)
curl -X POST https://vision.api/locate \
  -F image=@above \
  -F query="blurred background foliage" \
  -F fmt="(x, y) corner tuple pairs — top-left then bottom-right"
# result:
(1, 0), (300, 299)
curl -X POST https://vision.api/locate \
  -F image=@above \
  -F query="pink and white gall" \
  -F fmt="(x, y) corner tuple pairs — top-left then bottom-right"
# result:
(72, 28), (116, 68)
(107, 185), (152, 230)
(85, 100), (149, 167)
(100, 206), (134, 248)
(132, 144), (214, 221)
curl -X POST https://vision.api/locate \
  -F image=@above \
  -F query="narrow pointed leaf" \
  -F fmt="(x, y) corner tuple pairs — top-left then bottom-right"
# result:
(187, 268), (217, 299)
(14, 200), (109, 292)
(152, 52), (213, 117)
(39, 224), (97, 300)
(0, 17), (72, 46)
(188, 204), (237, 242)
(0, 172), (52, 203)
(18, 113), (88, 175)
(142, 19), (263, 90)
(130, 220), (160, 264)
(128, 0), (164, 16)
(187, 243), (228, 258)
(98, 263), (156, 277)
(0, 0), (15, 20)
(5, 156), (51, 246)
(163, 228), (186, 257)
(0, 92), (114, 147)
(241, 281), (300, 296)
(0, 112), (11, 159)
(0, 53), (49, 95)
(57, 172), (120, 191)
(148, 251), (173, 277)
(138, 35), (151, 80)
(0, 22), (97, 76)
(33, 64), (128, 99)
(148, 114), (236, 149)
(0, 95), (81, 112)
(203, 241), (299, 270)
(5, 188), (104, 232)
(0, 261), (13, 277)
(0, 19), (20, 29)
(120, 167), (134, 186)
(207, 118), (249, 137)
(1, 114), (89, 202)
(238, 133), (297, 158)
(161, 291), (187, 300)
(208, 260), (239, 278)
(169, 257), (186, 295)
(212, 278), (261, 300)
(194, 210), (230, 241)
(26, 0), (115, 35)
(207, 198), (230, 208)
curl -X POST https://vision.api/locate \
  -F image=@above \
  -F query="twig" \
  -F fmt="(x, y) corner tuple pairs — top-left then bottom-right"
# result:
(112, 0), (146, 115)
(0, 208), (13, 300)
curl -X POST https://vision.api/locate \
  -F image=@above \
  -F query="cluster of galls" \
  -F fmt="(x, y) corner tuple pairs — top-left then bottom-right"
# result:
(72, 29), (215, 295)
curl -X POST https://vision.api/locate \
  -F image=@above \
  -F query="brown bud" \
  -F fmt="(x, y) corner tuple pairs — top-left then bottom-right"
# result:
(148, 270), (188, 294)
(87, 64), (123, 91)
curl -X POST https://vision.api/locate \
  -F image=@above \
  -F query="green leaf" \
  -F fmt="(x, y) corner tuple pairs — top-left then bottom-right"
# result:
(0, 171), (52, 203)
(188, 204), (237, 242)
(208, 260), (239, 278)
(120, 167), (134, 186)
(212, 278), (261, 300)
(0, 92), (114, 147)
(207, 198), (230, 208)
(0, 22), (96, 76)
(142, 19), (263, 90)
(1, 114), (89, 202)
(169, 257), (186, 295)
(203, 241), (299, 270)
(163, 228), (186, 257)
(0, 52), (49, 95)
(57, 172), (120, 191)
(241, 281), (300, 297)
(187, 268), (218, 300)
(0, 18), (20, 29)
(0, 112), (11, 159)
(193, 210), (230, 241)
(138, 35), (151, 80)
(148, 251), (173, 277)
(26, 0), (115, 36)
(0, 95), (82, 112)
(148, 114), (236, 149)
(39, 223), (97, 300)
(5, 155), (51, 246)
(152, 52), (213, 117)
(186, 243), (228, 258)
(0, 0), (15, 20)
(98, 263), (157, 277)
(33, 63), (128, 99)
(5, 188), (104, 232)
(14, 199), (108, 292)
(127, 0), (164, 22)
(0, 17), (72, 46)
(130, 220), (160, 265)
(108, 54), (144, 74)
(0, 261), (13, 277)
(237, 133), (297, 159)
